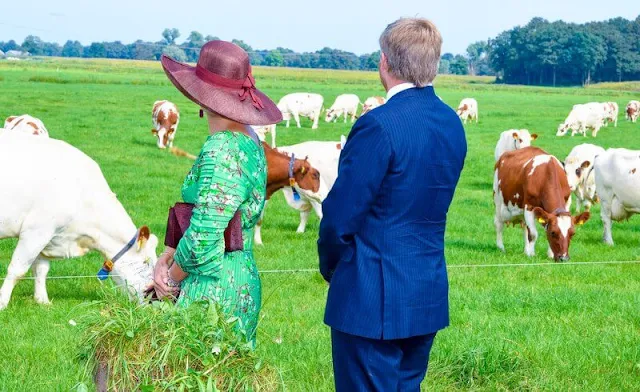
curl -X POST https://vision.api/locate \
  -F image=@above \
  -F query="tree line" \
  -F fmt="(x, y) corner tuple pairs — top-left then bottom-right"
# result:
(2, 15), (639, 85)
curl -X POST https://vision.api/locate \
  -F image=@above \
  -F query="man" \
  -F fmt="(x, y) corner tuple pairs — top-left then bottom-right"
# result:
(318, 18), (467, 391)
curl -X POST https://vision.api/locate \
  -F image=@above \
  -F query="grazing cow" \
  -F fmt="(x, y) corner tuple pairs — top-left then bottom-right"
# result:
(626, 101), (640, 123)
(325, 94), (361, 123)
(494, 129), (538, 161)
(563, 143), (606, 213)
(594, 148), (640, 246)
(361, 96), (386, 115)
(3, 115), (49, 137)
(603, 102), (619, 127)
(0, 132), (159, 309)
(494, 147), (590, 261)
(254, 136), (347, 245)
(152, 100), (180, 149)
(277, 93), (324, 130)
(557, 103), (606, 137)
(252, 124), (277, 147)
(456, 98), (478, 124)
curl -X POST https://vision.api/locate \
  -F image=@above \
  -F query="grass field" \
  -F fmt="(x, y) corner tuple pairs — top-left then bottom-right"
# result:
(1, 57), (639, 391)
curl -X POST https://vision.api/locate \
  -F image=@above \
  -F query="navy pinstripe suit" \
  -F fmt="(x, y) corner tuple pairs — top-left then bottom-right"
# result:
(318, 86), (467, 391)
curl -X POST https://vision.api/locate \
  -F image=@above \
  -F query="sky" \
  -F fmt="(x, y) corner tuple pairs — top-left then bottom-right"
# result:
(1, 0), (638, 55)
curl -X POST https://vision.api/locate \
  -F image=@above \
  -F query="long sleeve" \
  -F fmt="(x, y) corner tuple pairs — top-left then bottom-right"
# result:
(174, 136), (249, 276)
(318, 114), (392, 282)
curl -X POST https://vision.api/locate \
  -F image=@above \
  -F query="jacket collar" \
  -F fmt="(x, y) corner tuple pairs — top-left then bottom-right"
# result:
(387, 85), (436, 102)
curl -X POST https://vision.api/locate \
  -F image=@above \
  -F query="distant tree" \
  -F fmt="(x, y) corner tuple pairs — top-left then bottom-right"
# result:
(232, 39), (253, 53)
(62, 40), (83, 57)
(84, 42), (106, 58)
(569, 31), (607, 85)
(129, 40), (157, 60)
(438, 59), (450, 74)
(162, 45), (187, 62)
(42, 42), (62, 57)
(359, 51), (380, 71)
(450, 55), (469, 75)
(263, 50), (284, 67)
(21, 35), (44, 55)
(162, 28), (181, 45)
(441, 53), (454, 62)
(185, 31), (205, 47)
(1, 40), (19, 52)
(204, 35), (219, 42)
(466, 41), (487, 75)
(103, 41), (128, 59)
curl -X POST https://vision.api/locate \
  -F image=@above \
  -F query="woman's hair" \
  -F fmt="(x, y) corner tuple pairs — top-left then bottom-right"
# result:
(379, 18), (442, 87)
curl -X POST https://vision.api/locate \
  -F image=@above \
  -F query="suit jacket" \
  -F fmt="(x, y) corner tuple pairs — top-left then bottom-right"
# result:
(318, 86), (467, 340)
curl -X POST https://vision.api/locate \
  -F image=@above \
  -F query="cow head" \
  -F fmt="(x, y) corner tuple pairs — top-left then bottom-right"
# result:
(152, 127), (176, 149)
(325, 109), (338, 122)
(533, 208), (590, 262)
(556, 123), (571, 137)
(293, 157), (321, 194)
(109, 226), (159, 300)
(512, 130), (537, 150)
(563, 158), (591, 191)
(456, 104), (468, 116)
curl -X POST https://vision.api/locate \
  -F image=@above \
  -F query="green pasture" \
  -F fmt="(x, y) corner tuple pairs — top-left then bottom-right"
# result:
(0, 57), (639, 391)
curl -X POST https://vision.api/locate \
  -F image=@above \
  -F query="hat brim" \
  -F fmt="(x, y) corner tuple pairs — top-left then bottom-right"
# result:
(161, 56), (282, 126)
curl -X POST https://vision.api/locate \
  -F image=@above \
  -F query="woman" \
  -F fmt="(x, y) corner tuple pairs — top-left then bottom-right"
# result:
(152, 40), (282, 345)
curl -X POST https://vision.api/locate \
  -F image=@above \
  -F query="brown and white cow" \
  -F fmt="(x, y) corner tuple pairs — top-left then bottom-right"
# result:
(361, 96), (386, 116)
(626, 101), (640, 123)
(3, 115), (49, 137)
(494, 147), (590, 261)
(151, 100), (179, 149)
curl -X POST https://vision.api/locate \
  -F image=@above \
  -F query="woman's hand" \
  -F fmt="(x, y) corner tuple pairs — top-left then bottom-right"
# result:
(153, 248), (179, 299)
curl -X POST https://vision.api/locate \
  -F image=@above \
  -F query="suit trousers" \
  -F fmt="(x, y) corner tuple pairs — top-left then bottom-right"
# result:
(331, 328), (437, 392)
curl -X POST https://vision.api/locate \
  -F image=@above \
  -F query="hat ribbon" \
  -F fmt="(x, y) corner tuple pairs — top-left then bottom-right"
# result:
(195, 65), (265, 110)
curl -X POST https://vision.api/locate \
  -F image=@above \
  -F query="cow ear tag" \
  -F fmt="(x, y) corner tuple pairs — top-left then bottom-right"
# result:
(578, 220), (584, 225)
(538, 218), (546, 224)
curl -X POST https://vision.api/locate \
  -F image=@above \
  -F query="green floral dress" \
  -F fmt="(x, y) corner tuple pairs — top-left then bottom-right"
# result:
(173, 131), (266, 344)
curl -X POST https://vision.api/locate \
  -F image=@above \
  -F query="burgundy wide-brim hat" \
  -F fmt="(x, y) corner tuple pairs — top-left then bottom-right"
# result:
(161, 41), (282, 125)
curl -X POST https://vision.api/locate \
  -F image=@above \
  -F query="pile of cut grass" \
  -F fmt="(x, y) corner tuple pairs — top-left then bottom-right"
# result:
(74, 287), (281, 391)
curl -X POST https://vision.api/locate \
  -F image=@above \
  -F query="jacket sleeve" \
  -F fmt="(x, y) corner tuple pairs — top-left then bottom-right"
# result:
(318, 114), (392, 282)
(173, 137), (249, 276)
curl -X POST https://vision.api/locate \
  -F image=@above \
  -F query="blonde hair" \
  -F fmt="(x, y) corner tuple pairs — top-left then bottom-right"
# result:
(379, 18), (442, 87)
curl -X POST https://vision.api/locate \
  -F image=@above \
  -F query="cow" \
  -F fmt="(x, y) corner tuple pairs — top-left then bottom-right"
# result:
(0, 132), (159, 309)
(325, 94), (361, 123)
(152, 100), (180, 149)
(456, 98), (478, 124)
(563, 143), (606, 213)
(3, 115), (49, 137)
(361, 96), (386, 116)
(557, 103), (606, 137)
(493, 147), (590, 261)
(594, 148), (640, 246)
(252, 143), (322, 245)
(252, 124), (277, 147)
(626, 101), (640, 123)
(603, 102), (619, 127)
(494, 129), (537, 161)
(254, 136), (347, 245)
(277, 93), (324, 130)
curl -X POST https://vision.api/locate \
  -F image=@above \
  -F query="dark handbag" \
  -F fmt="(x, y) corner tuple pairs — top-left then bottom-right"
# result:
(164, 202), (244, 252)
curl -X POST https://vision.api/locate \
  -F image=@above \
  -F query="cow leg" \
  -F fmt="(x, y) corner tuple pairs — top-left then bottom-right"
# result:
(285, 119), (290, 128)
(600, 200), (614, 246)
(32, 257), (51, 305)
(271, 126), (277, 148)
(254, 207), (267, 246)
(574, 197), (582, 213)
(494, 215), (505, 252)
(296, 210), (310, 233)
(523, 210), (538, 257)
(0, 231), (52, 310)
(293, 113), (301, 129)
(343, 110), (348, 123)
(312, 112), (320, 130)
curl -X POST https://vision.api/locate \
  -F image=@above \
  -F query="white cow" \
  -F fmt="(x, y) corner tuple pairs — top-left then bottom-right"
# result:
(254, 136), (346, 245)
(494, 129), (537, 161)
(0, 132), (158, 309)
(277, 93), (324, 130)
(325, 94), (360, 123)
(456, 98), (478, 124)
(152, 100), (180, 149)
(252, 124), (277, 147)
(603, 102), (619, 127)
(361, 96), (386, 115)
(594, 148), (640, 246)
(557, 103), (606, 137)
(3, 115), (49, 137)
(626, 101), (640, 123)
(564, 143), (606, 212)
